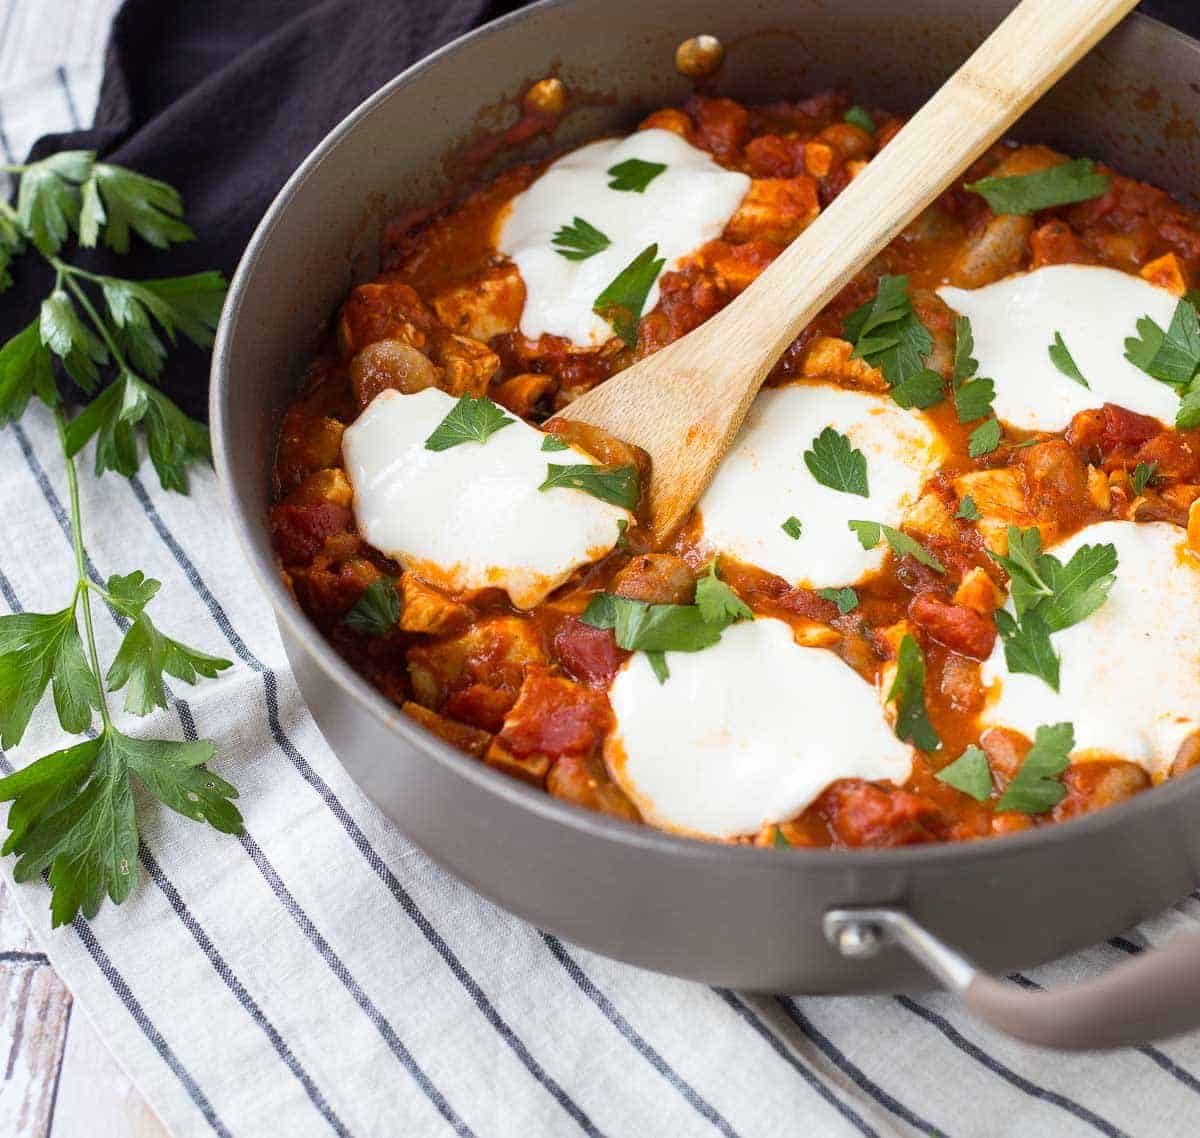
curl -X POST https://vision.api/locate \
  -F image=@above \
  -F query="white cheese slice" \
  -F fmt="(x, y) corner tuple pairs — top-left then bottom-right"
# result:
(342, 388), (631, 609)
(496, 128), (750, 346)
(607, 618), (912, 838)
(697, 383), (945, 590)
(981, 520), (1200, 777)
(938, 264), (1180, 432)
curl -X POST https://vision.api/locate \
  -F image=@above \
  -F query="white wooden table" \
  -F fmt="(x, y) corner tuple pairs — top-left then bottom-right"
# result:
(0, 878), (169, 1138)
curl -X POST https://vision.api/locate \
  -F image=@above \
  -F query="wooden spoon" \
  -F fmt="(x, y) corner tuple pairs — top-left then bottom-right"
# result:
(556, 0), (1137, 543)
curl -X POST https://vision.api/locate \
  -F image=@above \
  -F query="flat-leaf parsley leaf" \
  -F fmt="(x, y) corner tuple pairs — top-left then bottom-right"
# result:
(593, 243), (665, 347)
(817, 587), (859, 614)
(804, 426), (869, 496)
(424, 393), (514, 451)
(551, 217), (611, 261)
(344, 579), (401, 637)
(848, 520), (946, 573)
(606, 158), (666, 192)
(995, 722), (1074, 813)
(1048, 332), (1089, 388)
(539, 463), (640, 510)
(888, 634), (940, 751)
(935, 745), (992, 801)
(965, 158), (1109, 216)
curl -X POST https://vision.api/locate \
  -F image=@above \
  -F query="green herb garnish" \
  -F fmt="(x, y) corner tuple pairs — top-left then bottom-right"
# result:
(935, 745), (992, 801)
(843, 274), (937, 396)
(995, 722), (1074, 813)
(541, 434), (569, 452)
(1124, 297), (1200, 428)
(1131, 461), (1158, 495)
(606, 158), (667, 193)
(968, 417), (1003, 458)
(593, 243), (665, 347)
(891, 368), (946, 410)
(956, 495), (979, 521)
(965, 158), (1109, 216)
(581, 562), (749, 683)
(540, 463), (640, 510)
(843, 106), (875, 133)
(990, 526), (1117, 691)
(781, 516), (803, 540)
(695, 558), (754, 626)
(1048, 332), (1089, 388)
(424, 393), (514, 451)
(344, 579), (401, 637)
(552, 216), (611, 261)
(848, 520), (946, 574)
(817, 587), (859, 615)
(888, 634), (939, 751)
(804, 427), (869, 497)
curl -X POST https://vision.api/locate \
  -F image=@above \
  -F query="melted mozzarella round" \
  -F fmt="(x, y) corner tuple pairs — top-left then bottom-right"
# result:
(938, 265), (1180, 432)
(607, 618), (912, 838)
(697, 383), (945, 589)
(497, 129), (750, 346)
(342, 388), (630, 609)
(981, 521), (1200, 777)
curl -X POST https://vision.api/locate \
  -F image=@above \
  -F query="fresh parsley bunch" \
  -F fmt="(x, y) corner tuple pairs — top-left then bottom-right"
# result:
(0, 151), (242, 926)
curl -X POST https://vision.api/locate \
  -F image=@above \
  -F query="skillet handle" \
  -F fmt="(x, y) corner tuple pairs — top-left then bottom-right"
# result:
(823, 907), (1200, 1050)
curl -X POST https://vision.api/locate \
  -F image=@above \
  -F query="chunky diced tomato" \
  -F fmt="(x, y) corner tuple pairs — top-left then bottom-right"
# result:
(553, 617), (627, 688)
(743, 134), (807, 177)
(818, 780), (945, 847)
(269, 502), (352, 565)
(908, 593), (997, 660)
(1134, 431), (1200, 482)
(338, 278), (437, 357)
(1029, 220), (1095, 268)
(1101, 403), (1162, 450)
(499, 668), (611, 758)
(687, 95), (750, 159)
(546, 753), (640, 821)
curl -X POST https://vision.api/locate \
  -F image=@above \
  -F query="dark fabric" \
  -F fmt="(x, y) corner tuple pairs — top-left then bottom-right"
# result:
(2, 0), (528, 420)
(3, 0), (1198, 421)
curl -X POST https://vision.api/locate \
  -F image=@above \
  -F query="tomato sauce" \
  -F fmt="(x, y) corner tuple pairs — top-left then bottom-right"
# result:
(271, 92), (1200, 848)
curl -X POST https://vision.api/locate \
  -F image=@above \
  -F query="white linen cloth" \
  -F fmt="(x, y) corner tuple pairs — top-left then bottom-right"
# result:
(4, 3), (1200, 1136)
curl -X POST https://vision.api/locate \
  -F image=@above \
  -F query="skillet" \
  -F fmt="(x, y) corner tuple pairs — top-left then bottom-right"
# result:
(210, 0), (1200, 1048)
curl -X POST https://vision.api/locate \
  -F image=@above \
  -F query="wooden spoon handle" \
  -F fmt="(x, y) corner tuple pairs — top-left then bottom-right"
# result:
(561, 0), (1138, 542)
(721, 0), (1138, 367)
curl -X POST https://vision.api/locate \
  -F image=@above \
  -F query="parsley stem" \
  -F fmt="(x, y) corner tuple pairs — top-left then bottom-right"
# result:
(54, 404), (113, 731)
(60, 269), (133, 376)
(1, 164), (25, 174)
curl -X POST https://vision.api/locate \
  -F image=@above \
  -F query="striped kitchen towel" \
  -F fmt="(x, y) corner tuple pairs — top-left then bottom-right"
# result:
(4, 3), (1200, 1136)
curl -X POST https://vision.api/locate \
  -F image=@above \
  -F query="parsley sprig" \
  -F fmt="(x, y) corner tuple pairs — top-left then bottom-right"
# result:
(804, 426), (868, 496)
(989, 526), (1117, 691)
(606, 158), (666, 193)
(950, 315), (1002, 457)
(593, 243), (664, 347)
(581, 557), (751, 682)
(552, 216), (611, 262)
(0, 150), (240, 925)
(935, 745), (992, 801)
(996, 722), (1074, 813)
(848, 519), (946, 574)
(964, 158), (1109, 216)
(423, 392), (514, 451)
(1124, 296), (1200, 428)
(888, 634), (939, 751)
(844, 274), (943, 408)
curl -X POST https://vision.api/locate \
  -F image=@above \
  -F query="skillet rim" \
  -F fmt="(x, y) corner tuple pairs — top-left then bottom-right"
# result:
(210, 0), (1200, 875)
